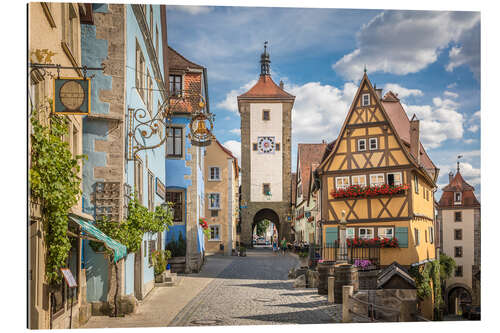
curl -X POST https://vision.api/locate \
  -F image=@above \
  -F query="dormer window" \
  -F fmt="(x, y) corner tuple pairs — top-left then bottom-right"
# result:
(362, 93), (370, 106)
(454, 192), (462, 204)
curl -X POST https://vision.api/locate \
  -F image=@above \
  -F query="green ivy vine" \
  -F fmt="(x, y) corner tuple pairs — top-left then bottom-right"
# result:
(29, 108), (86, 284)
(409, 259), (443, 310)
(91, 195), (174, 255)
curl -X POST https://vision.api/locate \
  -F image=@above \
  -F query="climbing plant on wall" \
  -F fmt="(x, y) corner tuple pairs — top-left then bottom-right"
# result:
(410, 259), (443, 310)
(29, 107), (86, 283)
(92, 195), (174, 254)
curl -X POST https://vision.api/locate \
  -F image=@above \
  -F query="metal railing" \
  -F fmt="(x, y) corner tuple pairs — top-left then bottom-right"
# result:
(310, 243), (380, 267)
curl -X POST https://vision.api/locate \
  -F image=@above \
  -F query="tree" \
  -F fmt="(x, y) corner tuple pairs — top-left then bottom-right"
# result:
(439, 253), (457, 280)
(256, 219), (271, 236)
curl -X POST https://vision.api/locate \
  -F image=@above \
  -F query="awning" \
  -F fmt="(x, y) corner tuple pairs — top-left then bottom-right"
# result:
(69, 215), (127, 262)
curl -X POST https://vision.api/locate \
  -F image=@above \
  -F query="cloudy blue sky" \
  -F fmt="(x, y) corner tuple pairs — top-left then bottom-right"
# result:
(166, 5), (481, 200)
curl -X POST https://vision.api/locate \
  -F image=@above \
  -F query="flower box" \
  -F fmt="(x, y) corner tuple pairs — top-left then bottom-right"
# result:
(346, 237), (399, 248)
(330, 184), (409, 199)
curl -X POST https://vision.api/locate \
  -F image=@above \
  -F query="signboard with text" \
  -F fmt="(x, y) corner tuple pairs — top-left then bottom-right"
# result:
(155, 177), (166, 200)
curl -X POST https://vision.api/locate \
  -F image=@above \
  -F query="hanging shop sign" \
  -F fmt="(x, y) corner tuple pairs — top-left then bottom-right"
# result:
(53, 77), (91, 115)
(60, 268), (77, 288)
(155, 177), (166, 200)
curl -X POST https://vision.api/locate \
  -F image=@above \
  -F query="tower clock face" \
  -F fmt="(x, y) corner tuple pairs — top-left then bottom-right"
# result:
(257, 136), (275, 153)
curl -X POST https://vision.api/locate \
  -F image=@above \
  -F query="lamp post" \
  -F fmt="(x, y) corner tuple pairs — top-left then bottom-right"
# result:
(338, 210), (348, 263)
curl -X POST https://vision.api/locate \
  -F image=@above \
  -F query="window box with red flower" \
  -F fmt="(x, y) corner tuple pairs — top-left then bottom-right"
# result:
(346, 237), (399, 248)
(199, 217), (211, 239)
(330, 184), (409, 199)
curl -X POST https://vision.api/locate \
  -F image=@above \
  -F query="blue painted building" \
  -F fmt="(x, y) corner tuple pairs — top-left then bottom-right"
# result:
(164, 46), (209, 273)
(80, 3), (170, 309)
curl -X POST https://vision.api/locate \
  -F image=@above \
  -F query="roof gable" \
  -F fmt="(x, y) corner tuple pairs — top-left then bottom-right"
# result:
(438, 171), (480, 207)
(318, 74), (437, 185)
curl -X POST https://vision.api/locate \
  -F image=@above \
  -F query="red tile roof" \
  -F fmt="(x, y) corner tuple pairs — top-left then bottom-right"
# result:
(297, 143), (327, 204)
(238, 75), (295, 99)
(381, 92), (437, 176)
(167, 46), (204, 71)
(438, 171), (480, 208)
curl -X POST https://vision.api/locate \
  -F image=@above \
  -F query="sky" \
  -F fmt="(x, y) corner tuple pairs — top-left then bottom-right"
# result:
(166, 5), (481, 201)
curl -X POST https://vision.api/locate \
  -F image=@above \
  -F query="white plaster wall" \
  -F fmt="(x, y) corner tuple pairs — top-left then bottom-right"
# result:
(442, 208), (475, 288)
(250, 103), (283, 202)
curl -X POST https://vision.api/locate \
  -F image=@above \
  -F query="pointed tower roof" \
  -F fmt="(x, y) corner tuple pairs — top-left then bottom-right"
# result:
(238, 42), (295, 101)
(438, 170), (480, 208)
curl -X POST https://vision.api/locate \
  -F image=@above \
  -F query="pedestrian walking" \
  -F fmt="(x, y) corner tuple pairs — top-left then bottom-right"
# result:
(281, 238), (287, 255)
(272, 240), (278, 255)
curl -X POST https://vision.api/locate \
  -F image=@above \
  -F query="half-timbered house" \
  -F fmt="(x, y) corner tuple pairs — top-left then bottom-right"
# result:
(317, 73), (439, 268)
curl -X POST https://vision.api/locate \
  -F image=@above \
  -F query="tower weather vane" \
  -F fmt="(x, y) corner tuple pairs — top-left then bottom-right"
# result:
(260, 41), (271, 75)
(457, 154), (463, 172)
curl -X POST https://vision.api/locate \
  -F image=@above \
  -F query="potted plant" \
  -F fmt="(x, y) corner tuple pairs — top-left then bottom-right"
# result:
(239, 245), (247, 257)
(152, 250), (172, 282)
(298, 251), (309, 267)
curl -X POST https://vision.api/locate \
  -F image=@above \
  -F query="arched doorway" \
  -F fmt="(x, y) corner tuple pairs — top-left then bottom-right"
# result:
(252, 209), (280, 247)
(447, 284), (472, 315)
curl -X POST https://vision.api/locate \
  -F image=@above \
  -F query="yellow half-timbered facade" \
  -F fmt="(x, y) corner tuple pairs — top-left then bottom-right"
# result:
(317, 73), (439, 268)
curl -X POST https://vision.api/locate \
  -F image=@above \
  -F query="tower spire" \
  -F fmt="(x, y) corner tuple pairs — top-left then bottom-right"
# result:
(457, 154), (463, 173)
(260, 41), (271, 76)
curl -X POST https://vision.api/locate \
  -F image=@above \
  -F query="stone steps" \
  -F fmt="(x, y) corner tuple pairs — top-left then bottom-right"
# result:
(154, 272), (180, 287)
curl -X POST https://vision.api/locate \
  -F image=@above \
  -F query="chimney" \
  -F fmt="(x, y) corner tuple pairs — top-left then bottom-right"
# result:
(410, 114), (420, 165)
(374, 84), (382, 100)
(448, 171), (454, 183)
(279, 80), (284, 89)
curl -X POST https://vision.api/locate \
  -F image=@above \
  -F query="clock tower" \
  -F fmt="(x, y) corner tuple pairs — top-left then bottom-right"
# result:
(237, 42), (295, 246)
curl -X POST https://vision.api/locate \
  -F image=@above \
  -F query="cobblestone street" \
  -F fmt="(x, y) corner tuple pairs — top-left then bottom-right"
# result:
(170, 248), (342, 326)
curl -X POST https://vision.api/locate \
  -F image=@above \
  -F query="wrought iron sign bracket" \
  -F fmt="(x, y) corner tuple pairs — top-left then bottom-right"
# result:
(29, 62), (105, 80)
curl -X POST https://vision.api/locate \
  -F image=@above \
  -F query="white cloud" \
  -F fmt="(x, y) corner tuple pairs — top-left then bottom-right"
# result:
(443, 90), (459, 99)
(288, 81), (358, 144)
(403, 95), (464, 149)
(468, 125), (479, 133)
(222, 140), (241, 165)
(447, 82), (458, 89)
(438, 161), (481, 187)
(216, 80), (257, 113)
(229, 128), (241, 136)
(168, 5), (213, 15)
(333, 11), (480, 81)
(384, 83), (423, 98)
(463, 138), (477, 144)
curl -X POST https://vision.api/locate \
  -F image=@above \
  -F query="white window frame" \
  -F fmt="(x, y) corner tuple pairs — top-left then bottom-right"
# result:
(357, 139), (366, 151)
(358, 227), (374, 239)
(346, 227), (355, 239)
(369, 137), (378, 150)
(209, 224), (221, 241)
(378, 227), (394, 239)
(362, 93), (370, 106)
(351, 175), (367, 187)
(454, 192), (462, 204)
(335, 176), (350, 190)
(208, 193), (220, 210)
(370, 173), (385, 187)
(209, 167), (221, 181)
(387, 172), (402, 186)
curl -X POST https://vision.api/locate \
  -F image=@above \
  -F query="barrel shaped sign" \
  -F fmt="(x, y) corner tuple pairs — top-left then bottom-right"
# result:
(53, 77), (91, 115)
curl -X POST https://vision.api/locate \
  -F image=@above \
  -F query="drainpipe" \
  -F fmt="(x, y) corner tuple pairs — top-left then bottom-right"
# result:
(113, 260), (119, 317)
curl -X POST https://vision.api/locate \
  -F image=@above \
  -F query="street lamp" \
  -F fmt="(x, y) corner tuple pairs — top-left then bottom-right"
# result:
(338, 210), (348, 262)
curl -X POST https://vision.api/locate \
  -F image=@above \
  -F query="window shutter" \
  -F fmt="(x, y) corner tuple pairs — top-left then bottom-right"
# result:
(325, 227), (338, 246)
(395, 227), (408, 248)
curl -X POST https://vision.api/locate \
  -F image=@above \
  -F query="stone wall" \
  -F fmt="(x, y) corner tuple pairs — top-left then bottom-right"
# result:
(472, 207), (481, 305)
